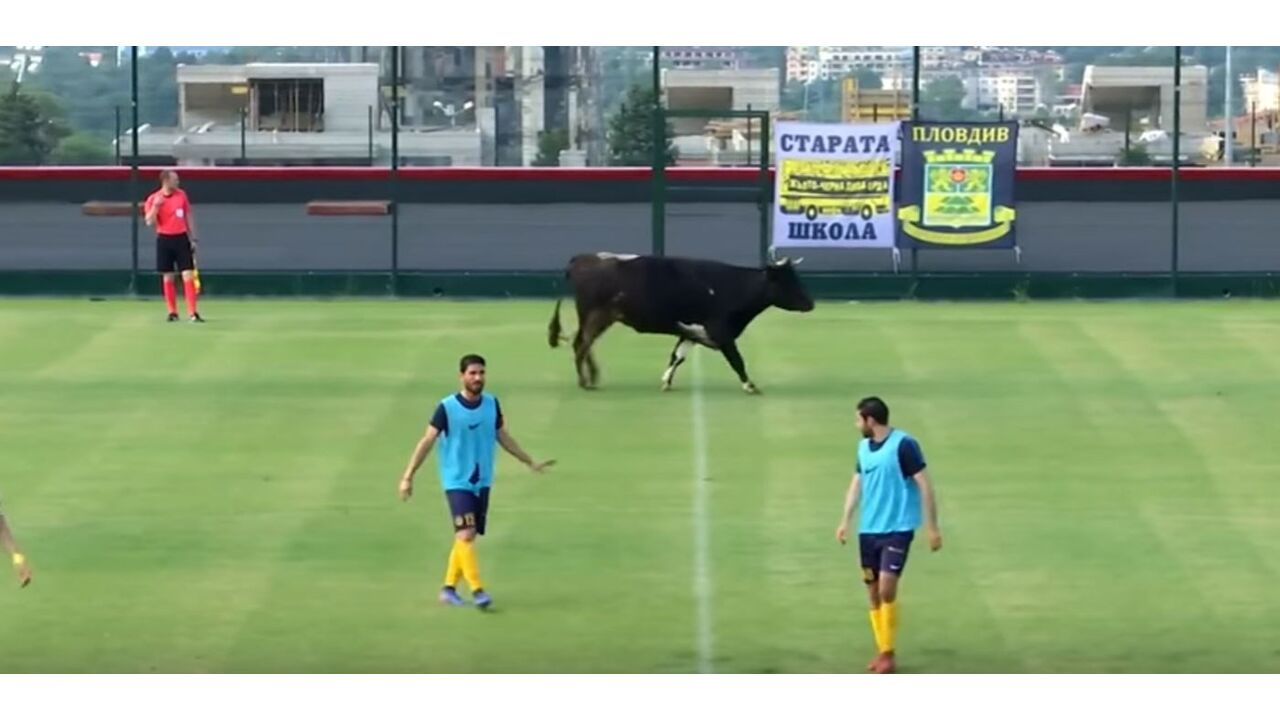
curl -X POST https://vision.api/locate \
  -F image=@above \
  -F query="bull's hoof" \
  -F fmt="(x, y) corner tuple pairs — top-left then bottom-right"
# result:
(743, 383), (760, 395)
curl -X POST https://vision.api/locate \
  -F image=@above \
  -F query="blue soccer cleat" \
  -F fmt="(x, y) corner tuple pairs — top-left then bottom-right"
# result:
(472, 589), (493, 610)
(438, 586), (465, 607)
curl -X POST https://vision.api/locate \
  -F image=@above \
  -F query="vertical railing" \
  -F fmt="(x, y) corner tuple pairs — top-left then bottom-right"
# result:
(650, 45), (665, 257)
(129, 46), (140, 295)
(390, 46), (401, 295)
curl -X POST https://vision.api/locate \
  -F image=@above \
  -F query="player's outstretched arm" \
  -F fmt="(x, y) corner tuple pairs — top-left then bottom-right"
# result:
(0, 513), (31, 587)
(399, 425), (440, 501)
(497, 427), (555, 473)
(913, 470), (942, 551)
(835, 473), (861, 544)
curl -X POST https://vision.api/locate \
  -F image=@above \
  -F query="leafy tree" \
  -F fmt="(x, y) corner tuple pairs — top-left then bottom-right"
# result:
(0, 85), (56, 164)
(51, 132), (112, 165)
(853, 68), (883, 91)
(607, 84), (677, 166)
(533, 129), (570, 167)
(918, 75), (971, 121)
(1116, 144), (1152, 166)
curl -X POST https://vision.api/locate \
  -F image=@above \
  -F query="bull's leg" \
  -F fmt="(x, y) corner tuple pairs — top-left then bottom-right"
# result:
(660, 338), (693, 391)
(575, 310), (613, 389)
(571, 329), (591, 389)
(718, 339), (759, 394)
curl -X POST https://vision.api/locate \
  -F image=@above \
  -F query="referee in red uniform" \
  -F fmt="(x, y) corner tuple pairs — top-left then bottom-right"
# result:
(144, 170), (203, 322)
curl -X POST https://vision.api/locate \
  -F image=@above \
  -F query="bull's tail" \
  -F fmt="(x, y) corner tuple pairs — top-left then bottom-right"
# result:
(548, 298), (567, 348)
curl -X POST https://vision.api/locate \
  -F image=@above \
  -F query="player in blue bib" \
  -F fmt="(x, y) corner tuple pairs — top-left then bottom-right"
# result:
(836, 396), (942, 674)
(398, 354), (554, 610)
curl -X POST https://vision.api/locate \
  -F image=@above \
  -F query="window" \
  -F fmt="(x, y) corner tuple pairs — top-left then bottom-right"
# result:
(253, 78), (325, 132)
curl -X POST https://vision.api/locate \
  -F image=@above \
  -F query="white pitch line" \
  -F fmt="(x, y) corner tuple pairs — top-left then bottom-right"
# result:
(691, 349), (714, 673)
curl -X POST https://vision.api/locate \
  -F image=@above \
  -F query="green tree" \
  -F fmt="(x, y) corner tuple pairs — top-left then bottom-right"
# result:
(607, 84), (677, 166)
(1116, 143), (1152, 167)
(533, 129), (570, 167)
(0, 85), (56, 164)
(853, 68), (883, 91)
(918, 75), (973, 122)
(50, 132), (112, 165)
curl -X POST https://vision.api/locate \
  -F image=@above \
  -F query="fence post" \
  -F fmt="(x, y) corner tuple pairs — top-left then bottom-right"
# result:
(1250, 102), (1257, 167)
(390, 46), (401, 296)
(758, 111), (770, 268)
(368, 105), (374, 165)
(113, 106), (121, 165)
(239, 107), (247, 164)
(1171, 46), (1181, 298)
(651, 46), (665, 257)
(129, 47), (139, 295)
(910, 46), (921, 284)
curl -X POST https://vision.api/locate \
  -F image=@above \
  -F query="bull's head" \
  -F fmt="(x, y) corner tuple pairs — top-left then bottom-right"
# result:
(765, 255), (815, 313)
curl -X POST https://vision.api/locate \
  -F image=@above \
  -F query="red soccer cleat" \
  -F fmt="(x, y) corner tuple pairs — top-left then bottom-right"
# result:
(872, 651), (897, 674)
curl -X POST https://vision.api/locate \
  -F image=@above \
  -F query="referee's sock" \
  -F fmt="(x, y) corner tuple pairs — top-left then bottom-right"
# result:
(183, 277), (199, 317)
(162, 276), (178, 315)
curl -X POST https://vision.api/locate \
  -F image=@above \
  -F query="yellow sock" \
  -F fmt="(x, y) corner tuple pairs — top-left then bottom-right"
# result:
(443, 542), (462, 587)
(454, 538), (483, 591)
(869, 608), (886, 653)
(881, 601), (898, 653)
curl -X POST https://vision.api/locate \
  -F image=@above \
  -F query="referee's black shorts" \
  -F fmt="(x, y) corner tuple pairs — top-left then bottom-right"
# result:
(156, 233), (195, 273)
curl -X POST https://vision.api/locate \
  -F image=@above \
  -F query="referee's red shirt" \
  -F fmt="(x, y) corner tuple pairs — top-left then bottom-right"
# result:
(146, 189), (192, 235)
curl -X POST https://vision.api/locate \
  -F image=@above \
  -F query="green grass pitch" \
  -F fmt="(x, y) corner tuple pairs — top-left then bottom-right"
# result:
(0, 298), (1277, 673)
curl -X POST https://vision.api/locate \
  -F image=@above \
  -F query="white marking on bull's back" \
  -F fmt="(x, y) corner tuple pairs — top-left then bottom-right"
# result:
(677, 323), (712, 345)
(596, 252), (638, 261)
(691, 349), (714, 673)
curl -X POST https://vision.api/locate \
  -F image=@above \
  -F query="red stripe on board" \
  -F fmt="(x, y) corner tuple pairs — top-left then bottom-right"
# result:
(3, 166), (1280, 183)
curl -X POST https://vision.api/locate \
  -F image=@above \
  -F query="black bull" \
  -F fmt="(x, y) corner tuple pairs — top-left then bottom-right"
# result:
(547, 252), (815, 393)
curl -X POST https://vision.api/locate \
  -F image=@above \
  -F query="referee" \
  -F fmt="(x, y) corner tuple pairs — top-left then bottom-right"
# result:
(144, 170), (203, 323)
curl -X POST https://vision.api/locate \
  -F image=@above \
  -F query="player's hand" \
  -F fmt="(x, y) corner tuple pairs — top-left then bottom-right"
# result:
(12, 555), (31, 588)
(398, 478), (413, 502)
(529, 459), (556, 473)
(927, 526), (943, 552)
(835, 523), (849, 545)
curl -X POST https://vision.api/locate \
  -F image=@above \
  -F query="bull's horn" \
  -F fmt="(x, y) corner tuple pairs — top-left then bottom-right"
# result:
(791, 256), (805, 266)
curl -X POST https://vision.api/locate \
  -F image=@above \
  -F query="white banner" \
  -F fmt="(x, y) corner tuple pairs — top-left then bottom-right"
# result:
(772, 121), (900, 249)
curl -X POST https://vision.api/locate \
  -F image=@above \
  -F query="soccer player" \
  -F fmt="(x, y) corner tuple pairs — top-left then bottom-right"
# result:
(144, 170), (203, 323)
(835, 396), (942, 674)
(0, 506), (32, 588)
(398, 354), (554, 610)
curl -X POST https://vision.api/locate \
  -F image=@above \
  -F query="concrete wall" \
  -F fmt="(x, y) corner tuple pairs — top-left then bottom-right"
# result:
(4, 200), (1279, 273)
(324, 73), (378, 132)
